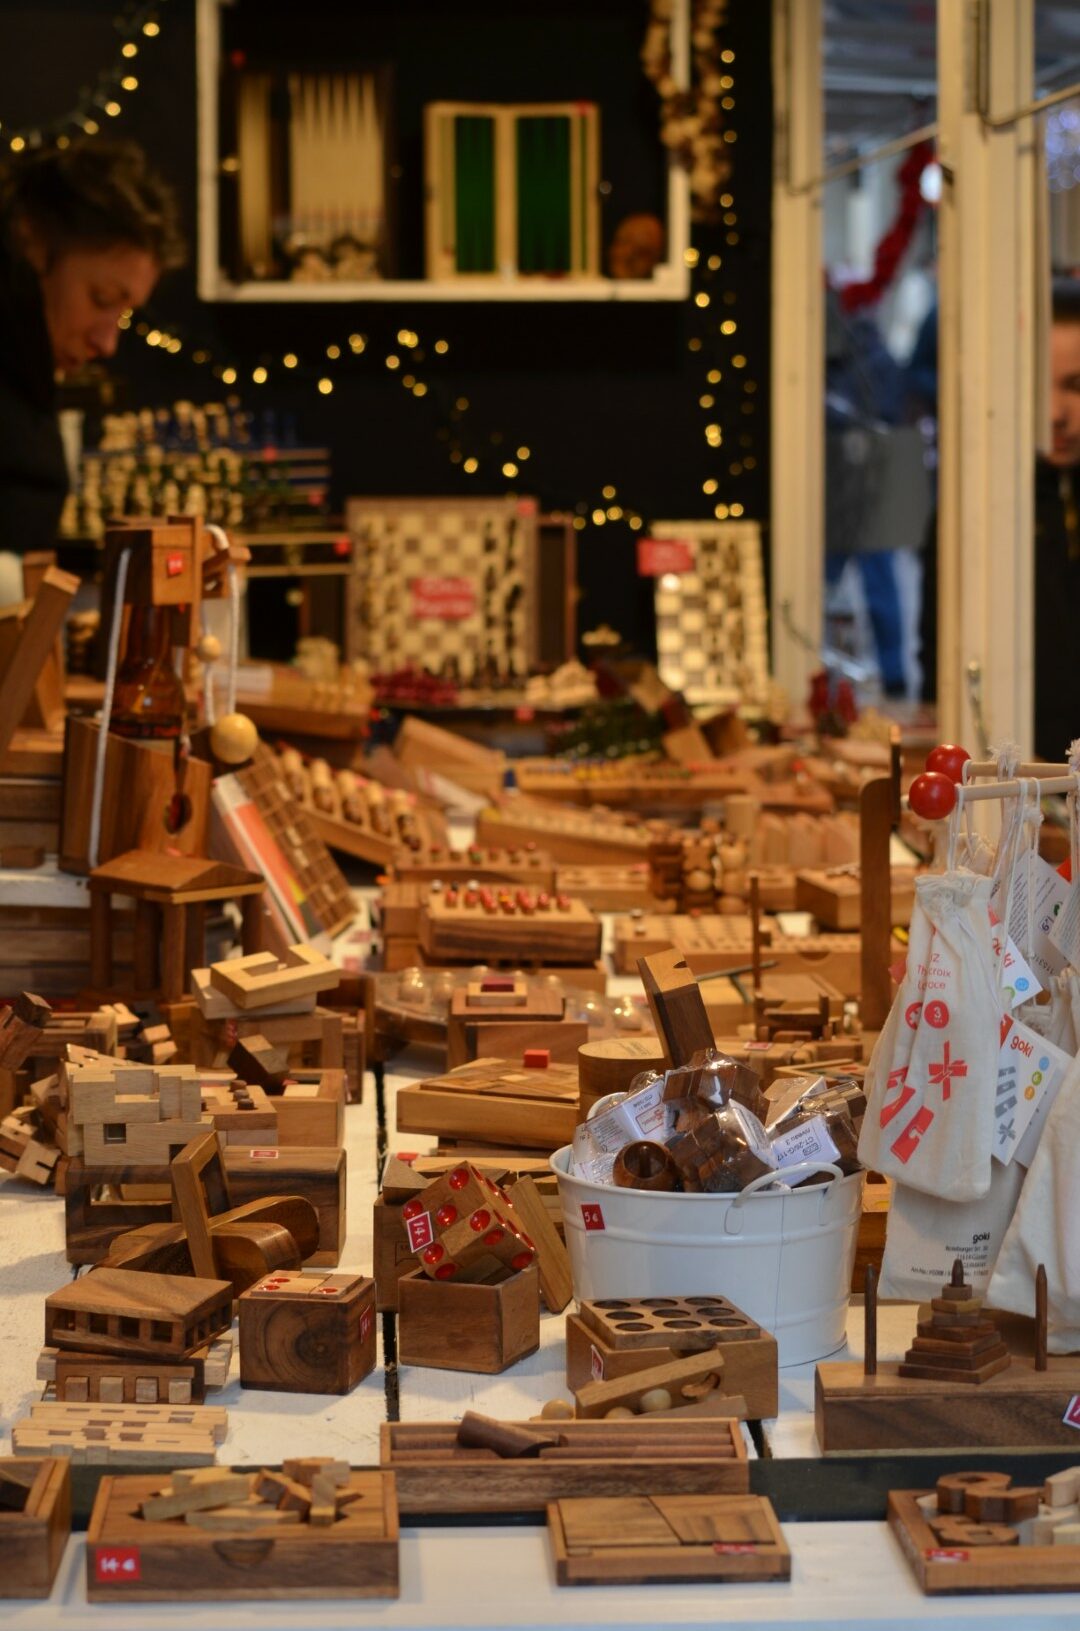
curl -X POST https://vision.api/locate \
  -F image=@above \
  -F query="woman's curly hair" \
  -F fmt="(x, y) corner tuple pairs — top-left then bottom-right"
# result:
(2, 139), (184, 268)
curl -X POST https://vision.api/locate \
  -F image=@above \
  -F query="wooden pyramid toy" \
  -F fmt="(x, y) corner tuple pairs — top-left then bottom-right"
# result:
(897, 1258), (1010, 1385)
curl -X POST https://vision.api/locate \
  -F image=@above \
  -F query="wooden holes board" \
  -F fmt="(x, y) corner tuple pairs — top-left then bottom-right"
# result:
(86, 1469), (398, 1600)
(580, 1295), (762, 1353)
(234, 748), (354, 938)
(396, 1056), (579, 1151)
(380, 1417), (748, 1515)
(548, 1493), (789, 1586)
(889, 1483), (1080, 1595)
(419, 891), (600, 965)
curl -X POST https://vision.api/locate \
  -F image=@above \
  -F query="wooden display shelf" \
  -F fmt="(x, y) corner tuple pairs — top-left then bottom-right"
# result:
(380, 1417), (748, 1515)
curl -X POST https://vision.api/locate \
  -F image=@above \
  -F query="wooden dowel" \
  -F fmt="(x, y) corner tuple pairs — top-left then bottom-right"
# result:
(537, 1445), (737, 1461)
(1036, 1263), (1048, 1372)
(965, 761), (1071, 779)
(864, 1264), (877, 1378)
(692, 960), (778, 985)
(750, 874), (763, 997)
(386, 1449), (495, 1463)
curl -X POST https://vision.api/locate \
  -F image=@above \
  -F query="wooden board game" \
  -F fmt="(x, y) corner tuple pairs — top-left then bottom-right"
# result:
(651, 519), (769, 705)
(86, 1468), (398, 1600)
(380, 1418), (748, 1514)
(233, 748), (355, 938)
(548, 1493), (789, 1586)
(419, 888), (601, 965)
(345, 496), (540, 680)
(395, 1055), (579, 1151)
(889, 1471), (1080, 1595)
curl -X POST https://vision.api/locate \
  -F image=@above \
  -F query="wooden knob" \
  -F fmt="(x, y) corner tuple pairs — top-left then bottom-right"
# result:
(612, 1141), (679, 1192)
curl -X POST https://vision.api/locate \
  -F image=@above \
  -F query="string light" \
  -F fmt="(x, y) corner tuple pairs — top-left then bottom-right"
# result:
(434, 339), (449, 354)
(602, 485), (617, 500)
(283, 353), (298, 368)
(3, 2), (169, 147)
(502, 462), (518, 479)
(220, 366), (237, 385)
(326, 344), (341, 360)
(463, 457), (479, 474)
(252, 366), (267, 384)
(517, 446), (530, 460)
(385, 355), (400, 370)
(318, 377), (333, 394)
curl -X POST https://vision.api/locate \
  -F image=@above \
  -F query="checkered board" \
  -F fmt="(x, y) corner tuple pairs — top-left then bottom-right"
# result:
(651, 520), (769, 705)
(345, 496), (540, 679)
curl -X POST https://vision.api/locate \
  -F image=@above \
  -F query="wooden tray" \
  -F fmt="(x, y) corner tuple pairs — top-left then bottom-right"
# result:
(380, 1418), (748, 1514)
(548, 1493), (790, 1585)
(86, 1470), (398, 1600)
(889, 1486), (1080, 1594)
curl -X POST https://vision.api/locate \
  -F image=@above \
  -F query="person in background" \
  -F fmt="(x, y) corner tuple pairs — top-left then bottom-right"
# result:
(0, 140), (182, 595)
(1033, 277), (1080, 760)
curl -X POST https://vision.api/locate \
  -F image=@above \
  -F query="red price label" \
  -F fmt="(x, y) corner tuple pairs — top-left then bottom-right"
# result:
(636, 537), (694, 576)
(249, 1148), (279, 1160)
(581, 1203), (605, 1232)
(94, 1547), (141, 1583)
(713, 1543), (758, 1555)
(405, 1211), (435, 1252)
(410, 576), (477, 621)
(165, 553), (186, 578)
(1063, 1394), (1080, 1429)
(925, 1548), (969, 1563)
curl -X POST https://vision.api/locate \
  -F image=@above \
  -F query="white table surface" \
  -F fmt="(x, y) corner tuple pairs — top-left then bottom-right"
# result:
(0, 1023), (1074, 1624)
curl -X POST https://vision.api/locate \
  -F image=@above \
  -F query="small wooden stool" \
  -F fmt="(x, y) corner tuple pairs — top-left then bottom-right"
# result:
(88, 850), (265, 1001)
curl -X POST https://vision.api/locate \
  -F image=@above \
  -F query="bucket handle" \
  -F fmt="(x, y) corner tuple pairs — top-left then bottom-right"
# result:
(724, 1161), (844, 1234)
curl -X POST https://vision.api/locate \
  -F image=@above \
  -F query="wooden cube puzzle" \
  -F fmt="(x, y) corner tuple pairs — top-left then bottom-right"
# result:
(400, 1163), (537, 1281)
(239, 1270), (376, 1395)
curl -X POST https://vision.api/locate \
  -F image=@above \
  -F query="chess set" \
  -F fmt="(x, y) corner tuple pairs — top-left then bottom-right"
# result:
(650, 519), (770, 706)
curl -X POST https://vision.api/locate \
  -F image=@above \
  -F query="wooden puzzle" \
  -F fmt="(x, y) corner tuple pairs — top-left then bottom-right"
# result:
(380, 1417), (749, 1514)
(419, 885), (600, 964)
(233, 747), (355, 939)
(345, 496), (540, 680)
(396, 1261), (540, 1373)
(573, 1350), (745, 1422)
(86, 1467), (398, 1599)
(475, 802), (654, 865)
(445, 978), (586, 1070)
(795, 864), (916, 931)
(651, 519), (769, 705)
(391, 844), (556, 888)
(399, 1160), (537, 1281)
(889, 1467), (1080, 1594)
(42, 1348), (208, 1406)
(238, 1270), (376, 1394)
(45, 1267), (233, 1362)
(395, 1055), (580, 1151)
(0, 1456), (71, 1599)
(12, 1401), (226, 1466)
(208, 945), (341, 1012)
(548, 1493), (789, 1586)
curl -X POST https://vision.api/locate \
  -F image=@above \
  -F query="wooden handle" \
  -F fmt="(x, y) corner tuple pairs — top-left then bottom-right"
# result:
(213, 1537), (274, 1568)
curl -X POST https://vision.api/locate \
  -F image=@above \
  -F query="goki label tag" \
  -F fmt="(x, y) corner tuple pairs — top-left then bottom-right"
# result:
(995, 1014), (1071, 1166)
(990, 913), (1044, 1009)
(1003, 853), (1070, 984)
(1049, 877), (1080, 970)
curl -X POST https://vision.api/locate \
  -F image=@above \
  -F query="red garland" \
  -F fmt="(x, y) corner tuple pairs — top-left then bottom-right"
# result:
(839, 139), (935, 314)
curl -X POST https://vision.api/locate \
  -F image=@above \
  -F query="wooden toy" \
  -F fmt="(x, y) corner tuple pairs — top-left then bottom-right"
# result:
(0, 564), (78, 766)
(12, 1401), (226, 1465)
(391, 844), (556, 888)
(889, 1467), (1080, 1594)
(0, 990), (51, 1068)
(271, 1069), (346, 1148)
(45, 1350), (208, 1406)
(224, 1145), (346, 1266)
(209, 945), (340, 1012)
(198, 1079), (277, 1147)
(418, 886), (600, 965)
(548, 1492), (789, 1586)
(567, 1297), (778, 1420)
(577, 1036), (668, 1117)
(615, 912), (758, 976)
(396, 1055), (579, 1151)
(302, 777), (449, 870)
(86, 1468), (398, 1599)
(399, 1160), (537, 1281)
(238, 1270), (376, 1394)
(573, 1349), (744, 1421)
(0, 1457), (71, 1599)
(795, 864), (915, 931)
(60, 716), (212, 875)
(503, 1175), (573, 1313)
(638, 949), (716, 1067)
(445, 978), (585, 1069)
(88, 852), (265, 1001)
(230, 747), (355, 939)
(177, 997), (346, 1079)
(46, 1268), (232, 1362)
(476, 802), (654, 865)
(396, 1263), (540, 1373)
(555, 863), (663, 912)
(380, 1417), (749, 1514)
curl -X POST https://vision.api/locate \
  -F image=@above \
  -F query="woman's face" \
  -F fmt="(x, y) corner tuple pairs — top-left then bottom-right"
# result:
(28, 237), (159, 376)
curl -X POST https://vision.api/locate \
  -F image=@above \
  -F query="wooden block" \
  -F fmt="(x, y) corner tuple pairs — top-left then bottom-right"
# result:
(507, 1175), (572, 1314)
(397, 1264), (539, 1374)
(577, 1036), (668, 1118)
(273, 1070), (345, 1148)
(46, 1267), (232, 1362)
(547, 1493), (789, 1585)
(637, 950), (715, 1067)
(1046, 1469), (1080, 1507)
(396, 1057), (579, 1152)
(238, 1271), (376, 1394)
(420, 889), (601, 966)
(0, 1456), (71, 1598)
(282, 1458), (350, 1489)
(228, 1033), (290, 1090)
(141, 1471), (253, 1521)
(86, 1469), (398, 1599)
(224, 1145), (345, 1267)
(191, 966), (317, 1021)
(209, 945), (341, 1011)
(399, 1159), (537, 1282)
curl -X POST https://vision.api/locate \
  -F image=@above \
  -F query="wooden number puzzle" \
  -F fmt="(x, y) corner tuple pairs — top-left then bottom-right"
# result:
(548, 1493), (789, 1585)
(346, 497), (539, 680)
(419, 887), (600, 964)
(651, 519), (769, 705)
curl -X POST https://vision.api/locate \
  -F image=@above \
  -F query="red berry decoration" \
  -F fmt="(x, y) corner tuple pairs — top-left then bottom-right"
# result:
(909, 771), (957, 821)
(926, 742), (971, 784)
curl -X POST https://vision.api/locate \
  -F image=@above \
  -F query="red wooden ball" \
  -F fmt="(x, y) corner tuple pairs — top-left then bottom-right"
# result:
(926, 742), (971, 784)
(909, 771), (957, 820)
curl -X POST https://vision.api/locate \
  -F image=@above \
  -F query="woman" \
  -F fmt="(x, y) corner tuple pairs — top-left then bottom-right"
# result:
(0, 140), (183, 577)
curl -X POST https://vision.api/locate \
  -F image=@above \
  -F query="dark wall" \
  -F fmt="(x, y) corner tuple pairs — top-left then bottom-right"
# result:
(2, 0), (771, 655)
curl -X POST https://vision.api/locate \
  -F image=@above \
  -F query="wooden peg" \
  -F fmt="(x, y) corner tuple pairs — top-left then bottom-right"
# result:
(1036, 1262), (1048, 1372)
(864, 1263), (877, 1378)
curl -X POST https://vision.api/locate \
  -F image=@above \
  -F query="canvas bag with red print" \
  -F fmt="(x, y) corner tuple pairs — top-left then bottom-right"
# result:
(857, 868), (1002, 1201)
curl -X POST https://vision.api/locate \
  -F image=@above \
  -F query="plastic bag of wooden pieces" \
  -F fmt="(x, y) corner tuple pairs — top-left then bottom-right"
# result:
(763, 1074), (862, 1176)
(661, 1048), (770, 1125)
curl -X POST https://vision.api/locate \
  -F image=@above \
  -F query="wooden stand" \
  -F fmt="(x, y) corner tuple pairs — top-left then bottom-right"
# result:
(396, 1263), (540, 1373)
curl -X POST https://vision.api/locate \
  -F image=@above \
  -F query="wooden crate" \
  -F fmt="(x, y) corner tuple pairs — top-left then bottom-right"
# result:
(395, 1055), (579, 1151)
(86, 1470), (398, 1600)
(548, 1493), (789, 1586)
(381, 1417), (748, 1515)
(273, 1070), (346, 1149)
(0, 1457), (70, 1599)
(397, 1263), (539, 1374)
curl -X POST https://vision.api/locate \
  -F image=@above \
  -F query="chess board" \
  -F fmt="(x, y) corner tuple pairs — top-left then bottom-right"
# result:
(345, 496), (540, 680)
(651, 519), (769, 705)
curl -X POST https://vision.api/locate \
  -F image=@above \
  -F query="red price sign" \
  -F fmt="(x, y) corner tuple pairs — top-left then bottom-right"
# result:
(94, 1547), (141, 1583)
(636, 537), (694, 576)
(410, 576), (477, 620)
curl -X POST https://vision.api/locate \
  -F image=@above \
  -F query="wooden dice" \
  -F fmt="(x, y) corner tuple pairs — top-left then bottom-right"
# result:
(400, 1162), (537, 1282)
(238, 1270), (376, 1395)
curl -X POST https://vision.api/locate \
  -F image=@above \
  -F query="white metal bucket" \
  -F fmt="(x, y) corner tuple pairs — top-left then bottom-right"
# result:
(551, 1146), (864, 1367)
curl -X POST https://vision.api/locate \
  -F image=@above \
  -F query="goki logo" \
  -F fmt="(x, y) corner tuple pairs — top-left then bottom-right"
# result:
(581, 1203), (605, 1232)
(94, 1547), (141, 1583)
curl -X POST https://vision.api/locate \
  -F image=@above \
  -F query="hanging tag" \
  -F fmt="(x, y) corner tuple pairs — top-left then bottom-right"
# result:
(990, 919), (1045, 1009)
(770, 1113), (840, 1170)
(1005, 853), (1070, 983)
(1048, 878), (1080, 970)
(994, 1014), (1072, 1166)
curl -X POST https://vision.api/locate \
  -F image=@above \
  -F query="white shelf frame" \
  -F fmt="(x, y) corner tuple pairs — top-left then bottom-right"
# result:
(195, 0), (691, 304)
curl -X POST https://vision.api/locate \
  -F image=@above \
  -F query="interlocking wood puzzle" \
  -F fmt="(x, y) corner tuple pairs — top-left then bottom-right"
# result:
(380, 1417), (749, 1514)
(651, 519), (769, 705)
(889, 1467), (1080, 1594)
(395, 1054), (580, 1150)
(419, 886), (600, 964)
(86, 1466), (399, 1599)
(234, 747), (355, 938)
(209, 945), (341, 1011)
(346, 495), (540, 680)
(45, 1268), (233, 1362)
(12, 1401), (227, 1466)
(238, 1270), (376, 1394)
(547, 1492), (789, 1585)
